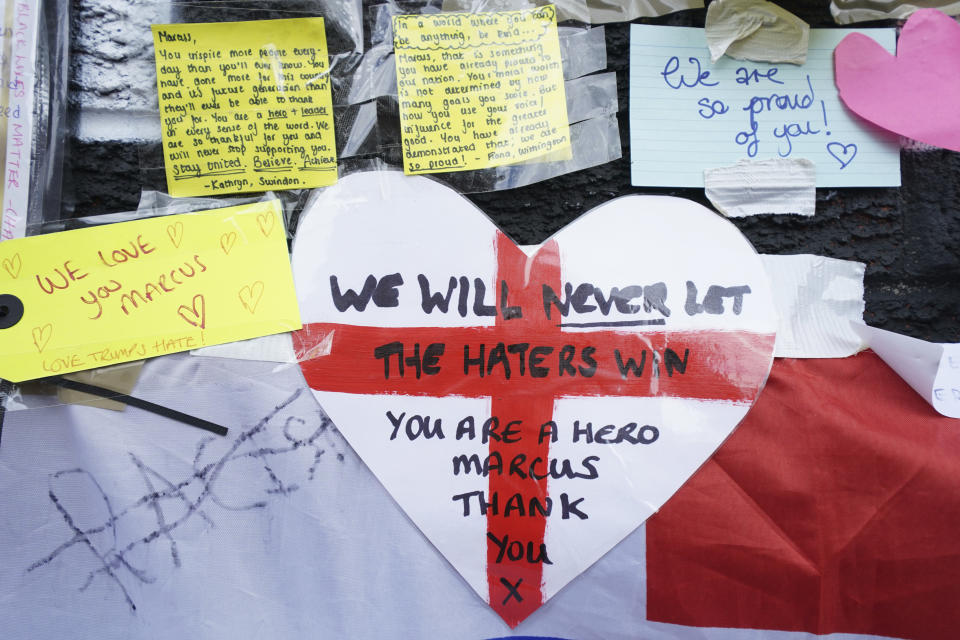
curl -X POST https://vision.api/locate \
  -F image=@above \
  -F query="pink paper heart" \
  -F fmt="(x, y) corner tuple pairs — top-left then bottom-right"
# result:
(834, 9), (960, 152)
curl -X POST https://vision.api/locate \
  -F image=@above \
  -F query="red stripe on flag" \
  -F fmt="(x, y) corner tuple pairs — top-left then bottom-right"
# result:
(647, 352), (960, 640)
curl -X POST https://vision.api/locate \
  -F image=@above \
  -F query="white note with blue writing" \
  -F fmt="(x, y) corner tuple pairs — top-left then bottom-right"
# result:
(630, 25), (900, 188)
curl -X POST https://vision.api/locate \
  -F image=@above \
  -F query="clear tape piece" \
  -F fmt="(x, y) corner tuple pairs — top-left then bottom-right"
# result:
(364, 20), (606, 101)
(2, 351), (301, 413)
(830, 0), (960, 24)
(345, 42), (397, 104)
(491, 113), (621, 189)
(559, 25), (608, 80)
(374, 69), (620, 192)
(441, 0), (704, 23)
(377, 111), (621, 193)
(565, 72), (618, 123)
(35, 190), (285, 234)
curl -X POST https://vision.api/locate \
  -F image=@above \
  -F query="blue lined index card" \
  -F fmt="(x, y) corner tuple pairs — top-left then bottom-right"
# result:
(629, 25), (900, 188)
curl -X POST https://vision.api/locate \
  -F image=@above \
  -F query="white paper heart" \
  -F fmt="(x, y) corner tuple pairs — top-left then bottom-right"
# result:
(291, 171), (777, 627)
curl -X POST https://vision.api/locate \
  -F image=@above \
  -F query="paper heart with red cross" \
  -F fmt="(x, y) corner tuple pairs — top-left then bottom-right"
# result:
(291, 171), (777, 627)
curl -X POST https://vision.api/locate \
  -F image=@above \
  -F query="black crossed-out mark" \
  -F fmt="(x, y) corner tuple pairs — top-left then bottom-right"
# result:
(500, 577), (524, 605)
(27, 388), (346, 611)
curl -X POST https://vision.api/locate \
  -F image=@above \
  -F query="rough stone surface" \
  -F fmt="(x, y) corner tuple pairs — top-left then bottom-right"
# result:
(62, 0), (960, 342)
(69, 0), (169, 112)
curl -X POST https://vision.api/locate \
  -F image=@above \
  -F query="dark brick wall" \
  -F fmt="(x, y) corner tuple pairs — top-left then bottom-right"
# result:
(62, 0), (960, 342)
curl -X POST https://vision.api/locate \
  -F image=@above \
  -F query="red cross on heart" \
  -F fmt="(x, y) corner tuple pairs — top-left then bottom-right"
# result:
(291, 171), (777, 627)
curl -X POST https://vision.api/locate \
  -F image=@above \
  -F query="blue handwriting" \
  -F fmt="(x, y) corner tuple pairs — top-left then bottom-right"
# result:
(661, 56), (718, 89)
(735, 75), (816, 157)
(735, 66), (784, 86)
(773, 121), (821, 156)
(827, 142), (857, 169)
(697, 97), (729, 119)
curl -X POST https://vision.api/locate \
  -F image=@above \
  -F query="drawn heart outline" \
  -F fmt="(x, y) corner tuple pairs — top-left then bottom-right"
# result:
(834, 9), (960, 152)
(177, 294), (206, 329)
(167, 221), (185, 248)
(238, 281), (265, 314)
(220, 231), (238, 255)
(257, 212), (277, 238)
(289, 171), (778, 628)
(2, 253), (22, 279)
(32, 324), (52, 353)
(827, 142), (857, 170)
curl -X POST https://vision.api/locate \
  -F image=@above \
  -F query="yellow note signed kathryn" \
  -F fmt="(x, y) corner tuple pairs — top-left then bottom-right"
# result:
(152, 18), (337, 197)
(0, 201), (301, 382)
(393, 5), (571, 175)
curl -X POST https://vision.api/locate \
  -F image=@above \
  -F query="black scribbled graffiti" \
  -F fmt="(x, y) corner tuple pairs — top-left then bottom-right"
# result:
(27, 388), (344, 611)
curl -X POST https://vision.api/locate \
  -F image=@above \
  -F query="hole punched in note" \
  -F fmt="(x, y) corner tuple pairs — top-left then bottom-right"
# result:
(0, 294), (24, 329)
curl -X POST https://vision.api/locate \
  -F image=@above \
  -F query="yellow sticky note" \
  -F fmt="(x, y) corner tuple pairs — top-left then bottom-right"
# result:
(393, 5), (571, 175)
(0, 201), (301, 382)
(152, 18), (337, 197)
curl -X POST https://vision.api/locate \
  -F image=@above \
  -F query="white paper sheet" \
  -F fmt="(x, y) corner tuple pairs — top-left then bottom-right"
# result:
(853, 322), (960, 418)
(936, 344), (960, 417)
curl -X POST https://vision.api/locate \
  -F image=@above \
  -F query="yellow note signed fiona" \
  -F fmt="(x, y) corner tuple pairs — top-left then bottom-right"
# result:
(0, 201), (301, 382)
(393, 5), (571, 175)
(152, 18), (338, 197)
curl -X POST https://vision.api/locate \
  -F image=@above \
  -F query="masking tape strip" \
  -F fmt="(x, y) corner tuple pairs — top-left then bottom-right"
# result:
(763, 254), (866, 359)
(705, 158), (816, 218)
(705, 0), (810, 65)
(50, 376), (229, 435)
(58, 361), (145, 411)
